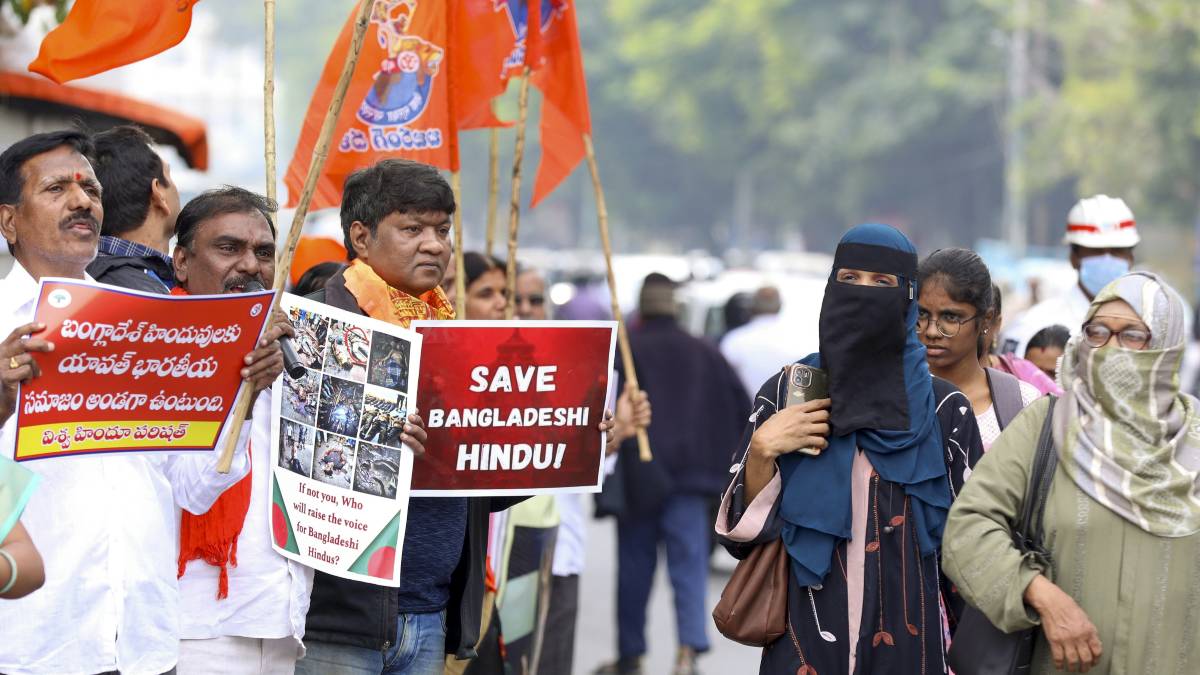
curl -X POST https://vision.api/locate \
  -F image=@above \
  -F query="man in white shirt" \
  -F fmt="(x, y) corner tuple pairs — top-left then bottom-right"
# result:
(0, 131), (284, 675)
(720, 286), (805, 395)
(170, 186), (315, 674)
(1001, 195), (1139, 356)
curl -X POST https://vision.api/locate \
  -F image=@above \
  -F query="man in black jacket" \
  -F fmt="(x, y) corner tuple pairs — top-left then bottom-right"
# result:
(86, 125), (181, 293)
(297, 159), (527, 674)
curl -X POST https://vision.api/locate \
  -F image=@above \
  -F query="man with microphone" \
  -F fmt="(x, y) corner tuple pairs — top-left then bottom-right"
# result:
(167, 186), (367, 674)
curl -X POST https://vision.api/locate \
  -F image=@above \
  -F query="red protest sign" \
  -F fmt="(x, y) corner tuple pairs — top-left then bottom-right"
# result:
(15, 279), (273, 461)
(411, 320), (616, 495)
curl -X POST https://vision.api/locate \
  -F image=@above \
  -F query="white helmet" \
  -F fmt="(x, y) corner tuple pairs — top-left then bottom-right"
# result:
(1064, 195), (1139, 248)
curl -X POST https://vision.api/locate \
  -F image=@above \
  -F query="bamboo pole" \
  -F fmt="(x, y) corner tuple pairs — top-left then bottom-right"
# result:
(527, 528), (558, 675)
(485, 127), (499, 257)
(503, 69), (532, 320)
(584, 133), (652, 462)
(450, 172), (467, 319)
(217, 0), (375, 473)
(262, 0), (277, 205)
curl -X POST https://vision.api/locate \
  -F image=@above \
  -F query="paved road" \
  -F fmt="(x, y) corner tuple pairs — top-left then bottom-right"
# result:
(571, 508), (760, 675)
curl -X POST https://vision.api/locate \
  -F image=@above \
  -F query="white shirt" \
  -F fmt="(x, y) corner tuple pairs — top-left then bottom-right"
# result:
(976, 379), (1041, 449)
(0, 263), (251, 675)
(999, 285), (1091, 357)
(179, 391), (314, 652)
(552, 494), (585, 576)
(720, 314), (807, 395)
(552, 450), (619, 577)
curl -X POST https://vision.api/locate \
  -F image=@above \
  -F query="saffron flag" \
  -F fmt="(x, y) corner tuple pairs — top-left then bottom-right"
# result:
(285, 0), (458, 210)
(528, 1), (590, 208)
(449, 1), (515, 130)
(456, 1), (591, 207)
(29, 0), (199, 84)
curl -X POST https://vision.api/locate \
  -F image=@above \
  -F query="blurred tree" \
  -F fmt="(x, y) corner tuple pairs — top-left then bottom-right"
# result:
(1024, 0), (1200, 231)
(600, 0), (1010, 251)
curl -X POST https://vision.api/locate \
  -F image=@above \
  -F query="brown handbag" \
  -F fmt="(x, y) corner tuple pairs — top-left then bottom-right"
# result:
(712, 537), (789, 647)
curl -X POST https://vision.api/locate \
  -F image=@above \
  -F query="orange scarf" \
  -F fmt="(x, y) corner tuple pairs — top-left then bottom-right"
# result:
(173, 286), (254, 599)
(342, 259), (455, 327)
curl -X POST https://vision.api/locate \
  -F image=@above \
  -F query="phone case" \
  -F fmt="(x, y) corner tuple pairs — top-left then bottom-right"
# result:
(783, 364), (829, 456)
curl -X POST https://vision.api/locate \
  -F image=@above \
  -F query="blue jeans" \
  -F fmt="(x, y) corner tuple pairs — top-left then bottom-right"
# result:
(296, 611), (446, 675)
(616, 494), (711, 659)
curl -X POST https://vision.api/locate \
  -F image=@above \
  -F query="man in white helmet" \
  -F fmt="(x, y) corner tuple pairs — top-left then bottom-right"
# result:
(1000, 194), (1138, 356)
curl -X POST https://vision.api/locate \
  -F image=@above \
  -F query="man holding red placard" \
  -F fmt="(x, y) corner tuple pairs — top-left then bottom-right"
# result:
(0, 131), (285, 675)
(298, 158), (510, 675)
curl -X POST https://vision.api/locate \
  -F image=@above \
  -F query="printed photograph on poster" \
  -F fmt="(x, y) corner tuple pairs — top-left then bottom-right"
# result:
(354, 442), (404, 499)
(312, 430), (357, 490)
(410, 320), (617, 496)
(281, 369), (320, 425)
(367, 333), (411, 390)
(324, 319), (370, 382)
(278, 419), (316, 477)
(270, 292), (423, 587)
(359, 385), (408, 448)
(289, 307), (328, 369)
(15, 279), (273, 461)
(316, 376), (364, 438)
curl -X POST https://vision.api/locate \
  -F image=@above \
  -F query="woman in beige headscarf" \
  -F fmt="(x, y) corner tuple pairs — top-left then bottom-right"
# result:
(943, 271), (1200, 673)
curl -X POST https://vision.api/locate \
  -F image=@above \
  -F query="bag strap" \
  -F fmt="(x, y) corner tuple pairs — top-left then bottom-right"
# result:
(985, 367), (1025, 430)
(1015, 396), (1059, 560)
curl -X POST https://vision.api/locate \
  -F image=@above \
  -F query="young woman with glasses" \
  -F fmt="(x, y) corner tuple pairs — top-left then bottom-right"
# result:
(917, 248), (1042, 448)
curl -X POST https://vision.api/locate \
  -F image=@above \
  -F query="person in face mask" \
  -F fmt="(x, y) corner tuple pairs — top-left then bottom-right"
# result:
(716, 224), (984, 674)
(999, 195), (1138, 356)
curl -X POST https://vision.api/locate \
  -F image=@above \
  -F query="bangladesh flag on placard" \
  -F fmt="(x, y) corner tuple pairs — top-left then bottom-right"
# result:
(349, 511), (402, 580)
(271, 478), (300, 554)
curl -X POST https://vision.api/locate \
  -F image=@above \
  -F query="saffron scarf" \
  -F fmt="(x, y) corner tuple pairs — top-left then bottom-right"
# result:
(172, 286), (254, 599)
(342, 259), (455, 328)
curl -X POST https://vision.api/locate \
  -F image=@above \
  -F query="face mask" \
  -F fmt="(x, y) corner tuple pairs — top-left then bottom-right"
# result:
(1079, 254), (1131, 297)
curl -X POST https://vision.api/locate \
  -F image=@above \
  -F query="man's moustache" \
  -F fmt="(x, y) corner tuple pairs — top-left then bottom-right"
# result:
(226, 276), (260, 292)
(59, 212), (99, 233)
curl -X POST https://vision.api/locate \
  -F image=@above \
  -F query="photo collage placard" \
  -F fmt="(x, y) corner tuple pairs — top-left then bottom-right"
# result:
(270, 292), (423, 586)
(279, 304), (416, 498)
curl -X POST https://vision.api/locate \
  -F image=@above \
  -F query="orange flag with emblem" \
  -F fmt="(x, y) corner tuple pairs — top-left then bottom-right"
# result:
(528, 1), (590, 208)
(285, 0), (458, 210)
(29, 0), (199, 84)
(450, 1), (591, 207)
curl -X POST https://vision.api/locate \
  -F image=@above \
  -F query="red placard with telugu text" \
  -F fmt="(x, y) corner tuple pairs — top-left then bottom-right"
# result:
(14, 279), (273, 461)
(410, 320), (616, 495)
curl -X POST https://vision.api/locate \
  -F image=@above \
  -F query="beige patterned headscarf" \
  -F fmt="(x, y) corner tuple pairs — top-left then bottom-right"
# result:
(1054, 271), (1200, 537)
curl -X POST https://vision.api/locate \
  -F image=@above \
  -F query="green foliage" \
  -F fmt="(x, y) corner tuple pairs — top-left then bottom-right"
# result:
(1025, 0), (1200, 227)
(595, 0), (1011, 250)
(9, 0), (67, 23)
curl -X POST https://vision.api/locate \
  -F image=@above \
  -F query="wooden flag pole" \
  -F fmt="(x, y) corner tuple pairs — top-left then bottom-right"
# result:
(583, 133), (651, 462)
(485, 127), (500, 257)
(503, 68), (532, 320)
(450, 172), (467, 319)
(217, 0), (375, 473)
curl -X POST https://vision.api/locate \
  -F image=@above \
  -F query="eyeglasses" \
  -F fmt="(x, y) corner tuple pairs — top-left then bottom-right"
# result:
(515, 294), (545, 307)
(1082, 323), (1151, 350)
(916, 310), (980, 338)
